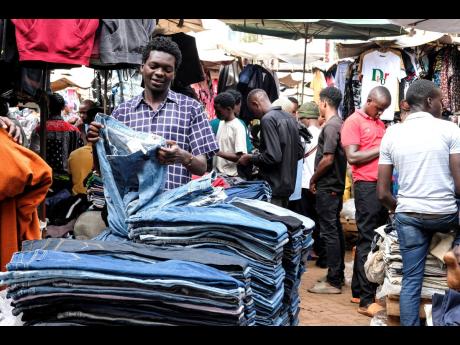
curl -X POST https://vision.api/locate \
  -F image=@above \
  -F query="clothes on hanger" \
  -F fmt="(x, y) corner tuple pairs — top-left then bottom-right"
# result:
(12, 19), (99, 67)
(90, 19), (155, 69)
(310, 68), (327, 105)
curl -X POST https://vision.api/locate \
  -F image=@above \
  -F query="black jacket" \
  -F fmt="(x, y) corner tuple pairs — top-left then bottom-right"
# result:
(252, 107), (303, 198)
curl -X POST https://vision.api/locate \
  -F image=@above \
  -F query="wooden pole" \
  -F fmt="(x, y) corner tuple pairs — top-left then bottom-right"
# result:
(301, 24), (309, 104)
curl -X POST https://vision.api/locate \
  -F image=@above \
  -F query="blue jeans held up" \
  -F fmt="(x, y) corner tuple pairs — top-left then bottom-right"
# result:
(95, 114), (166, 237)
(395, 212), (460, 326)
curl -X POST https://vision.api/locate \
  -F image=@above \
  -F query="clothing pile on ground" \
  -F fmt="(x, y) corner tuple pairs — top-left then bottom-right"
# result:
(0, 239), (251, 326)
(86, 172), (105, 210)
(373, 224), (453, 300)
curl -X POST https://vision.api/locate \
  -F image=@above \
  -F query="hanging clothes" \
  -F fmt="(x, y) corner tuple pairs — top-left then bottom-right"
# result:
(168, 32), (205, 86)
(89, 19), (155, 69)
(217, 60), (242, 94)
(11, 19), (99, 67)
(342, 57), (361, 120)
(0, 129), (52, 271)
(334, 60), (353, 118)
(359, 50), (406, 121)
(310, 68), (327, 104)
(191, 65), (217, 120)
(237, 64), (279, 124)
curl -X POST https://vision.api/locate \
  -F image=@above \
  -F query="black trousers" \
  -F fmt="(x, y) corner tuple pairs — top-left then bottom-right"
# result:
(315, 190), (345, 288)
(352, 181), (388, 307)
(289, 188), (327, 262)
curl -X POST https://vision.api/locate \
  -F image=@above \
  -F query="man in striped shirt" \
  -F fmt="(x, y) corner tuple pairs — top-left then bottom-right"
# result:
(88, 36), (219, 190)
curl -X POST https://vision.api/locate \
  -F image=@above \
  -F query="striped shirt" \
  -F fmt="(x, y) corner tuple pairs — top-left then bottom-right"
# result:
(112, 90), (219, 189)
(379, 112), (460, 214)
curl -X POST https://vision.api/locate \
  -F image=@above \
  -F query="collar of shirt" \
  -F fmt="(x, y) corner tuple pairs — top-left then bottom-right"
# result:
(133, 89), (179, 109)
(270, 106), (282, 111)
(404, 111), (433, 122)
(356, 108), (375, 121)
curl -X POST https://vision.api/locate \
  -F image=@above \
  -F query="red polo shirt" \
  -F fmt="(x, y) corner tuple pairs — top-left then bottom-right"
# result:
(341, 109), (386, 182)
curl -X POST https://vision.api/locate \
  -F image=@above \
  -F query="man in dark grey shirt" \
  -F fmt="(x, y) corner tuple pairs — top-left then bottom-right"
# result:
(308, 86), (347, 294)
(238, 89), (303, 208)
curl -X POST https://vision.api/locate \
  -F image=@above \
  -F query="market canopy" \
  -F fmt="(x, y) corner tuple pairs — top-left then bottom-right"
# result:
(388, 20), (460, 34)
(221, 19), (406, 40)
(155, 19), (204, 34)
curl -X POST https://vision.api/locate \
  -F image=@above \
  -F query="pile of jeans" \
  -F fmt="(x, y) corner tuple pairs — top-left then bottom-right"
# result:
(230, 198), (314, 326)
(0, 239), (253, 326)
(224, 180), (272, 202)
(128, 203), (290, 326)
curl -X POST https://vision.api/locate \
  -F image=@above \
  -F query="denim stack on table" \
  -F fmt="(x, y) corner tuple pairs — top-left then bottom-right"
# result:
(230, 198), (315, 326)
(0, 247), (250, 326)
(128, 203), (289, 326)
(223, 180), (272, 202)
(19, 238), (256, 325)
(86, 173), (105, 210)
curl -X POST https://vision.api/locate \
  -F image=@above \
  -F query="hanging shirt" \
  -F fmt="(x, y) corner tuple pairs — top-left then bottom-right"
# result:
(215, 118), (248, 177)
(311, 69), (327, 104)
(360, 50), (406, 121)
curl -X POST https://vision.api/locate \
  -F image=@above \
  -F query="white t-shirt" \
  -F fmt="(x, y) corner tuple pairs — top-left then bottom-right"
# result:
(302, 125), (321, 189)
(215, 118), (248, 177)
(379, 112), (460, 214)
(360, 50), (406, 121)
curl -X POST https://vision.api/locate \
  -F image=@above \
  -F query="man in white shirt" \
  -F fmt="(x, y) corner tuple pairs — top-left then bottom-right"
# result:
(297, 101), (327, 268)
(377, 79), (460, 326)
(213, 92), (248, 177)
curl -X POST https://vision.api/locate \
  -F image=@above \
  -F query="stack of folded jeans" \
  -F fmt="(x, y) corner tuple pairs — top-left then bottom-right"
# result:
(128, 203), (289, 326)
(0, 245), (251, 326)
(230, 198), (315, 326)
(432, 289), (460, 326)
(224, 180), (272, 202)
(19, 238), (256, 325)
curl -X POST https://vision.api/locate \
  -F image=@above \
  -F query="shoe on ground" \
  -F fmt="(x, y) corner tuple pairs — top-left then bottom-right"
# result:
(357, 303), (384, 317)
(317, 275), (345, 286)
(350, 297), (360, 304)
(308, 281), (342, 294)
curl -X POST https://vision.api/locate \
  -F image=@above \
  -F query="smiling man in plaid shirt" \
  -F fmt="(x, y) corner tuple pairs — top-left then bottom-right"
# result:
(88, 36), (219, 190)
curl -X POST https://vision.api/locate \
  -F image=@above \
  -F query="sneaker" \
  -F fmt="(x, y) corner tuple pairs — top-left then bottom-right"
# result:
(357, 303), (384, 317)
(317, 275), (345, 287)
(308, 281), (342, 294)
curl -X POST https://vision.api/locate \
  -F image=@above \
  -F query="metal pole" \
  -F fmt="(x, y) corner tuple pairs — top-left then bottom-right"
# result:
(103, 69), (108, 114)
(38, 65), (50, 224)
(301, 24), (309, 104)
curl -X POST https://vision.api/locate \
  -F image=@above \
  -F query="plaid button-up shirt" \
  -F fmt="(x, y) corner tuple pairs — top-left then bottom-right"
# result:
(112, 90), (219, 190)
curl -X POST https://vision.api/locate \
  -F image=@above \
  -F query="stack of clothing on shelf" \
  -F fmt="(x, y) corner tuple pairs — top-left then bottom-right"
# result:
(222, 180), (272, 202)
(86, 172), (105, 210)
(0, 239), (253, 326)
(376, 226), (452, 300)
(230, 198), (314, 326)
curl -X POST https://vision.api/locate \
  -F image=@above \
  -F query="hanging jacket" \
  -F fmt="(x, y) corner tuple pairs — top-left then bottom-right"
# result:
(237, 64), (279, 124)
(11, 19), (99, 66)
(168, 32), (204, 86)
(90, 19), (155, 68)
(0, 129), (52, 271)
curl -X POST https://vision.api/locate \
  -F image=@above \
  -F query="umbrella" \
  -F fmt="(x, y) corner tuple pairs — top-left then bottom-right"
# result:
(388, 20), (460, 34)
(221, 19), (406, 102)
(155, 19), (204, 34)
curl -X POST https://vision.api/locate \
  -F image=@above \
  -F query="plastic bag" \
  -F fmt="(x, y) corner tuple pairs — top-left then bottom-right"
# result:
(344, 260), (354, 286)
(370, 309), (388, 326)
(340, 199), (356, 220)
(0, 290), (23, 326)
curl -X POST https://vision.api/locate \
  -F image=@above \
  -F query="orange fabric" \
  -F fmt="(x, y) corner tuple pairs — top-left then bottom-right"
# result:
(0, 129), (52, 271)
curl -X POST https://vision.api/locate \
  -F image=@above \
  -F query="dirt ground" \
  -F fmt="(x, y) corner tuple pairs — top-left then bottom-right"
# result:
(298, 250), (372, 326)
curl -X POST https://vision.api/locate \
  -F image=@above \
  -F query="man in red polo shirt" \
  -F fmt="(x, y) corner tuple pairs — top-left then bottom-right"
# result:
(341, 86), (391, 317)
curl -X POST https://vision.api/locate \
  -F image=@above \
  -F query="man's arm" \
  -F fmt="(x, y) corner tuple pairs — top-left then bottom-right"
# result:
(377, 164), (396, 212)
(344, 145), (380, 165)
(217, 151), (243, 163)
(158, 140), (207, 176)
(449, 153), (460, 196)
(309, 153), (334, 193)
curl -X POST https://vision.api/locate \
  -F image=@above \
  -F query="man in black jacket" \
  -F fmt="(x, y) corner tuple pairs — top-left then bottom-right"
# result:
(237, 89), (303, 208)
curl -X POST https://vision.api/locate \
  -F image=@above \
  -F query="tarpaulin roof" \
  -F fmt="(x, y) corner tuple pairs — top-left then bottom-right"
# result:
(388, 19), (460, 34)
(221, 19), (406, 40)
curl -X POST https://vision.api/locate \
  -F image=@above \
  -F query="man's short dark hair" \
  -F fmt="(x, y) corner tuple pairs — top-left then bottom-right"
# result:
(247, 89), (267, 103)
(142, 36), (182, 71)
(288, 96), (299, 106)
(214, 92), (236, 109)
(226, 89), (242, 105)
(86, 106), (104, 124)
(49, 93), (65, 116)
(319, 86), (342, 109)
(405, 79), (439, 107)
(81, 99), (96, 108)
